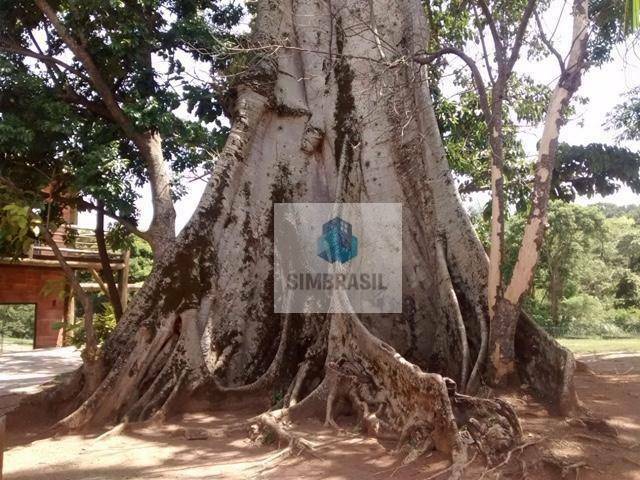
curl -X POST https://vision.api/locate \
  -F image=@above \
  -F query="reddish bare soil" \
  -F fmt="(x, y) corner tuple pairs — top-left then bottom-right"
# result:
(3, 352), (640, 480)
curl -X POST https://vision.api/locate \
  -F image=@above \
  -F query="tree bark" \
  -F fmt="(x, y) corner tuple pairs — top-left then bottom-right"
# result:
(40, 228), (101, 391)
(488, 0), (589, 386)
(35, 0), (177, 254)
(95, 204), (123, 320)
(18, 0), (582, 471)
(132, 131), (176, 256)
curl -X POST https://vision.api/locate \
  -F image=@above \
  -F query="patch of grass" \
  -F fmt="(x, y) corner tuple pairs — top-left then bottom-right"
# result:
(0, 336), (33, 352)
(558, 337), (640, 353)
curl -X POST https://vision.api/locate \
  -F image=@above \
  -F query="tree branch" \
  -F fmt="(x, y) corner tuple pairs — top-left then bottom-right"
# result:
(534, 10), (566, 74)
(414, 47), (492, 126)
(0, 42), (91, 83)
(35, 0), (176, 250)
(474, 5), (496, 86)
(40, 225), (98, 358)
(476, 0), (505, 62)
(77, 198), (151, 242)
(505, 0), (538, 73)
(27, 30), (65, 85)
(34, 0), (137, 139)
(95, 202), (124, 321)
(504, 0), (589, 306)
(58, 88), (116, 122)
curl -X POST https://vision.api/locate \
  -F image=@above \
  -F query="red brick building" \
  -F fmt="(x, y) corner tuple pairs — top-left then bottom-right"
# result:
(0, 265), (67, 348)
(0, 220), (127, 349)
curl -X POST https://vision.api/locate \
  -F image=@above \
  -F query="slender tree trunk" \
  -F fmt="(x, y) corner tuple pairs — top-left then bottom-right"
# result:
(62, 281), (75, 346)
(35, 0), (177, 255)
(132, 131), (176, 256)
(95, 203), (123, 320)
(488, 0), (589, 386)
(487, 105), (506, 320)
(41, 228), (101, 391)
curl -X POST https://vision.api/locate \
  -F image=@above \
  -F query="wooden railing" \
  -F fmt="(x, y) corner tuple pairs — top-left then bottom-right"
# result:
(51, 224), (99, 250)
(31, 224), (124, 264)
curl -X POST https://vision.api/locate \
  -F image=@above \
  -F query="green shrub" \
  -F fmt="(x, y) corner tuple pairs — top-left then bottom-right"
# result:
(0, 304), (35, 339)
(613, 308), (640, 334)
(64, 303), (117, 349)
(560, 295), (626, 337)
(523, 296), (557, 333)
(615, 272), (640, 308)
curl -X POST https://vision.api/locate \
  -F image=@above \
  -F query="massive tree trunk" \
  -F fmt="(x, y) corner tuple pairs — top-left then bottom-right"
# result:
(18, 0), (579, 474)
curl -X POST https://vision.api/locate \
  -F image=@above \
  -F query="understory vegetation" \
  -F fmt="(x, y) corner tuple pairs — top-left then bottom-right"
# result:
(477, 202), (640, 338)
(0, 304), (35, 340)
(65, 236), (154, 348)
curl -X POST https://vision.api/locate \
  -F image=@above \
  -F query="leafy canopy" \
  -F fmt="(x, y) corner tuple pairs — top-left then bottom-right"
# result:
(0, 0), (243, 231)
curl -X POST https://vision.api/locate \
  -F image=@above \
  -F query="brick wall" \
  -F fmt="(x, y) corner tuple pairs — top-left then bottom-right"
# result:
(0, 265), (66, 348)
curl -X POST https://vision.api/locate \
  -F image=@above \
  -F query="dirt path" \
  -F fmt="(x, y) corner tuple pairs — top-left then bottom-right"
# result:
(3, 352), (640, 479)
(0, 347), (81, 396)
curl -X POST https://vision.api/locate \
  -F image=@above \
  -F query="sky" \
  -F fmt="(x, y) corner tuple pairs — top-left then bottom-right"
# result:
(521, 2), (640, 207)
(77, 0), (640, 232)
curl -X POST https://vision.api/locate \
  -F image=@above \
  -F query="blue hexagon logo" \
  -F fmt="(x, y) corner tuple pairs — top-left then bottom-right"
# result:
(317, 217), (358, 264)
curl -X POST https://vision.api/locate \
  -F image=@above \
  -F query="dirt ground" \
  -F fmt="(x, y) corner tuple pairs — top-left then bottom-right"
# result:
(0, 347), (81, 396)
(3, 351), (640, 480)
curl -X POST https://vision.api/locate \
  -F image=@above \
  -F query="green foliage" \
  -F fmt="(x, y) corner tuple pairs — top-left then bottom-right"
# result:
(434, 81), (538, 209)
(589, 0), (628, 64)
(615, 271), (640, 308)
(613, 308), (640, 334)
(504, 201), (605, 285)
(65, 303), (117, 348)
(560, 294), (624, 337)
(0, 202), (35, 257)
(596, 203), (640, 219)
(552, 143), (640, 201)
(128, 236), (154, 283)
(505, 202), (640, 338)
(104, 226), (153, 282)
(0, 0), (243, 236)
(610, 86), (640, 142)
(425, 0), (639, 212)
(427, 1), (639, 212)
(0, 304), (35, 339)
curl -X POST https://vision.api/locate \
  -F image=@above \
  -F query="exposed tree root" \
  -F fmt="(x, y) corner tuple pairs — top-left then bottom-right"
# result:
(5, 7), (581, 479)
(213, 314), (292, 395)
(250, 410), (318, 455)
(436, 238), (470, 391)
(284, 360), (310, 407)
(478, 438), (543, 479)
(450, 388), (523, 465)
(466, 303), (489, 394)
(245, 311), (526, 479)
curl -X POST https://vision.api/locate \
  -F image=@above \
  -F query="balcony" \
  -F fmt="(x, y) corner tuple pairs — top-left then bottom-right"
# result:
(0, 224), (126, 272)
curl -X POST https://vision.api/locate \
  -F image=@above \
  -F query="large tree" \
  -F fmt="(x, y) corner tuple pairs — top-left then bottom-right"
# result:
(0, 0), (242, 256)
(0, 0), (242, 326)
(11, 0), (589, 476)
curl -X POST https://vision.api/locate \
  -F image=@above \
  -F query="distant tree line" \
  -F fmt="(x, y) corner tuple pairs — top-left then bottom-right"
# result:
(476, 202), (640, 337)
